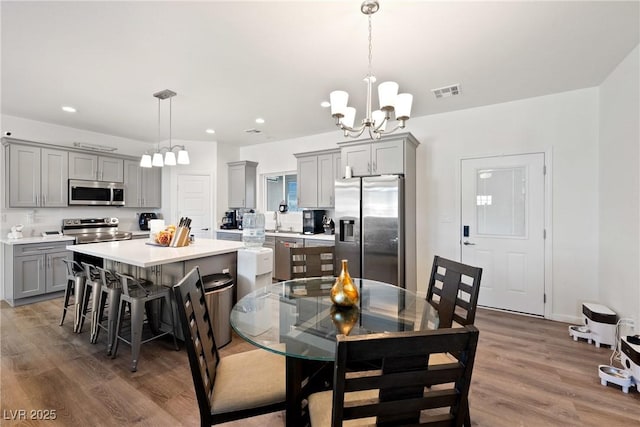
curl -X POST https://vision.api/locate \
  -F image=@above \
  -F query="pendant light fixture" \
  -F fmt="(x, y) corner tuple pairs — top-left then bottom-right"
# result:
(328, 0), (413, 140)
(140, 89), (190, 168)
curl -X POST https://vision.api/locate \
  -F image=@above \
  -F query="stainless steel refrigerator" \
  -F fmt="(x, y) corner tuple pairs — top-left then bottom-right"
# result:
(334, 175), (405, 287)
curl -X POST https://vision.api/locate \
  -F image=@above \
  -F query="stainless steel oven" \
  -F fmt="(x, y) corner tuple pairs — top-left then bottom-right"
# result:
(62, 217), (132, 267)
(68, 180), (125, 206)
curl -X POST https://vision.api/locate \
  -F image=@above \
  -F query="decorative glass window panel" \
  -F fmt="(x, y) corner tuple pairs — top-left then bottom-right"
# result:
(476, 167), (526, 236)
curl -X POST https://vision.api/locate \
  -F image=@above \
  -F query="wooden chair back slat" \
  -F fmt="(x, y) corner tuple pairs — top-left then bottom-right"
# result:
(426, 256), (482, 328)
(330, 326), (479, 426)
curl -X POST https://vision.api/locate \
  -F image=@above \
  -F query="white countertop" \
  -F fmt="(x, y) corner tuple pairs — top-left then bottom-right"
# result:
(217, 229), (335, 241)
(1, 235), (76, 245)
(66, 238), (245, 268)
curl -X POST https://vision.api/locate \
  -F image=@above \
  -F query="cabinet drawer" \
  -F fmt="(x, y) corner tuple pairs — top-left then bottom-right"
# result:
(14, 242), (70, 256)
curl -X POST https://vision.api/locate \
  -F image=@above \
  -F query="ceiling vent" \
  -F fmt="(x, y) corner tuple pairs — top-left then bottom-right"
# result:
(431, 84), (461, 99)
(244, 128), (262, 134)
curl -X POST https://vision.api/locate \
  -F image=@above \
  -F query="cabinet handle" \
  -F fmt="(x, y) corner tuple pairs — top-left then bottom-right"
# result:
(42, 194), (46, 205)
(373, 161), (377, 173)
(368, 162), (371, 174)
(47, 256), (51, 268)
(33, 246), (57, 250)
(35, 195), (38, 205)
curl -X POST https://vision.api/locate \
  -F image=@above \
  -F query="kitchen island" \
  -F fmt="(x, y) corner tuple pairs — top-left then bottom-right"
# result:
(67, 238), (247, 340)
(66, 238), (245, 268)
(67, 237), (245, 295)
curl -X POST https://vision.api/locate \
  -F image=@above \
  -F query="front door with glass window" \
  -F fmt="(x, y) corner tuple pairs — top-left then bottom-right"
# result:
(461, 153), (545, 316)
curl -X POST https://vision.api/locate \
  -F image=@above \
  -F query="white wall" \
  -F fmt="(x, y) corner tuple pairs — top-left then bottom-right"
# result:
(598, 44), (640, 325)
(240, 89), (601, 322)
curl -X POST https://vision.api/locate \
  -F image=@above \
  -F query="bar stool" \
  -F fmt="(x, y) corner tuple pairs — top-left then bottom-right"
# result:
(78, 262), (102, 335)
(112, 273), (179, 372)
(60, 259), (85, 328)
(92, 266), (122, 354)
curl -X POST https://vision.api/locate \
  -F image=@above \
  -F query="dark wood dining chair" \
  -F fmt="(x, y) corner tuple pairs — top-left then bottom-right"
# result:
(426, 256), (483, 329)
(173, 266), (286, 426)
(425, 256), (482, 426)
(290, 245), (335, 278)
(307, 325), (479, 426)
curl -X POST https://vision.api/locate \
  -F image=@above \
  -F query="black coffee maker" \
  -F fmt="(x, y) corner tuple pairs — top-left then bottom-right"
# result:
(138, 212), (158, 231)
(221, 210), (237, 229)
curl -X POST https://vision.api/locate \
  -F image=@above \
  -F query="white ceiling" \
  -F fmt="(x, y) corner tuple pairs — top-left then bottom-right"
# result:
(1, 1), (638, 147)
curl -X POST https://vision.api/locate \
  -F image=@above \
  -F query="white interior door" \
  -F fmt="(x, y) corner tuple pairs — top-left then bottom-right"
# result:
(177, 174), (212, 239)
(461, 153), (545, 316)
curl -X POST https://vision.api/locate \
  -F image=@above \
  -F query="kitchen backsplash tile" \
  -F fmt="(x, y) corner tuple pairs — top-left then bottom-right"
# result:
(264, 210), (302, 233)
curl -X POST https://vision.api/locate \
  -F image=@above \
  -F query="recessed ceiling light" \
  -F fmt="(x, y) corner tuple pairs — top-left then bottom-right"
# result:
(320, 101), (331, 108)
(205, 129), (216, 134)
(255, 118), (265, 124)
(62, 106), (77, 113)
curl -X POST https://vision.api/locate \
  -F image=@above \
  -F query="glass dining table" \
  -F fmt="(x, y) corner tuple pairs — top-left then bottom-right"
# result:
(230, 277), (439, 427)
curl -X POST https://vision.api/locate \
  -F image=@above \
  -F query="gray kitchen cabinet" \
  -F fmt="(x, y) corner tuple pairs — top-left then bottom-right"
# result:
(216, 231), (242, 242)
(3, 241), (71, 306)
(69, 152), (124, 182)
(124, 159), (161, 208)
(296, 155), (318, 208)
(339, 133), (418, 176)
(7, 144), (68, 208)
(295, 148), (340, 208)
(227, 161), (257, 208)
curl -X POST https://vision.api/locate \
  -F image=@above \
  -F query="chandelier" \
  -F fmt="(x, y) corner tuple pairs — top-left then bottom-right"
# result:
(140, 89), (190, 168)
(329, 0), (413, 140)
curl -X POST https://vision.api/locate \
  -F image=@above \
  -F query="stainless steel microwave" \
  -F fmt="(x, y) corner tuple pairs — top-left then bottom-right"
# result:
(68, 179), (125, 206)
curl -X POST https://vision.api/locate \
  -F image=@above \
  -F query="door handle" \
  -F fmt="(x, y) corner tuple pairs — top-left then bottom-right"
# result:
(463, 241), (476, 246)
(201, 228), (209, 231)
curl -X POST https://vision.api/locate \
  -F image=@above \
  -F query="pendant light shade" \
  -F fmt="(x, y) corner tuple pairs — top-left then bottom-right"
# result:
(177, 148), (190, 165)
(152, 152), (164, 167)
(140, 154), (152, 168)
(164, 151), (176, 166)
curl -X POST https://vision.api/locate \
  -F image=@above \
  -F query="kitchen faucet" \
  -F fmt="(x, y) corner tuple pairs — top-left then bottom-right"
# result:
(274, 211), (281, 231)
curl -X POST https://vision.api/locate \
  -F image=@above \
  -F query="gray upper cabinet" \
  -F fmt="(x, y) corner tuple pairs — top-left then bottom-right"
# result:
(228, 161), (257, 208)
(124, 160), (162, 208)
(295, 149), (340, 208)
(69, 152), (123, 182)
(297, 155), (318, 208)
(8, 144), (68, 208)
(339, 133), (418, 176)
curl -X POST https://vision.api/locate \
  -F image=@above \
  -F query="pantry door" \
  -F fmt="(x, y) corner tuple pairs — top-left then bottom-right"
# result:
(177, 174), (212, 239)
(461, 153), (545, 316)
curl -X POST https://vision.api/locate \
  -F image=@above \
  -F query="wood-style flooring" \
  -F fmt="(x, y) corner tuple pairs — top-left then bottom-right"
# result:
(1, 299), (638, 426)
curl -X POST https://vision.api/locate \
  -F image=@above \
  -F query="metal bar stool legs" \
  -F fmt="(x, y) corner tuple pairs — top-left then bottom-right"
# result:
(111, 273), (179, 372)
(93, 266), (122, 355)
(60, 259), (85, 328)
(77, 262), (101, 334)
